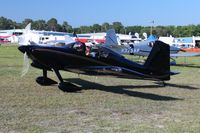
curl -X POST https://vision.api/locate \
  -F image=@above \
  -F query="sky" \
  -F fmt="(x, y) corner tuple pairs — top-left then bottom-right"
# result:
(1, 0), (200, 27)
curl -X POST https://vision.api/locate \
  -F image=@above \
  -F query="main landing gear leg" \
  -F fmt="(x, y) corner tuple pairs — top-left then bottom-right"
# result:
(54, 69), (64, 83)
(36, 69), (57, 85)
(54, 69), (81, 92)
(161, 81), (166, 87)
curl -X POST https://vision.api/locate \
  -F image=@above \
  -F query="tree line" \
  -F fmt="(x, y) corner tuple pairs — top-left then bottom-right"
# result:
(1, 16), (200, 37)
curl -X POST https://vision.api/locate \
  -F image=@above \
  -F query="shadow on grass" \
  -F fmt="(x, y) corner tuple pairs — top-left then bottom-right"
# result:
(165, 83), (199, 90)
(173, 63), (200, 69)
(62, 78), (183, 101)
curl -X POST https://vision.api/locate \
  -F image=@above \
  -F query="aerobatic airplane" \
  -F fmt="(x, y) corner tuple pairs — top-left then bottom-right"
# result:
(18, 27), (178, 92)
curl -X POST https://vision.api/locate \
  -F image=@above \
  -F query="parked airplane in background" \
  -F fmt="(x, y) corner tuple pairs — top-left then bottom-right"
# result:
(0, 36), (11, 43)
(18, 28), (177, 91)
(76, 32), (142, 46)
(105, 33), (200, 64)
(102, 31), (200, 65)
(101, 31), (180, 55)
(130, 35), (200, 61)
(18, 23), (76, 47)
(0, 29), (23, 43)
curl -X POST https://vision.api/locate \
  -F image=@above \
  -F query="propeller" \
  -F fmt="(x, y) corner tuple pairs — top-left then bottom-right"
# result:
(21, 52), (30, 77)
(18, 23), (32, 46)
(19, 23), (32, 77)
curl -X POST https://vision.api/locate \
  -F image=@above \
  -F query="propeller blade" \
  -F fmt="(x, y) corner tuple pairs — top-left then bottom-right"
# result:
(21, 52), (30, 77)
(18, 23), (32, 46)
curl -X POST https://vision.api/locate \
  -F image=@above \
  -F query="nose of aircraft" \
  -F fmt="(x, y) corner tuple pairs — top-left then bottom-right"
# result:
(18, 45), (30, 53)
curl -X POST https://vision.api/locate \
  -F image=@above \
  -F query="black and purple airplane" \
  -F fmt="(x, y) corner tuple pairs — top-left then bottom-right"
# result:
(18, 29), (177, 91)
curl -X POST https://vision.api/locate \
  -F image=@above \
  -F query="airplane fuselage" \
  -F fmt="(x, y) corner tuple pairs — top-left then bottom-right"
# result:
(18, 43), (170, 81)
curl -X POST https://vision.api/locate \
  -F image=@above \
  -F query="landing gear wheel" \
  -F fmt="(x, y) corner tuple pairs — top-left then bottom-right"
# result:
(36, 76), (57, 86)
(155, 81), (166, 87)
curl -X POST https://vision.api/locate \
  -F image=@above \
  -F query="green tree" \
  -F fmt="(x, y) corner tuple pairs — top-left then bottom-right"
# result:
(92, 24), (101, 32)
(165, 26), (176, 36)
(140, 26), (151, 36)
(101, 22), (110, 32)
(22, 18), (33, 28)
(62, 21), (73, 32)
(73, 28), (81, 34)
(79, 26), (92, 33)
(126, 26), (143, 35)
(192, 25), (200, 36)
(112, 22), (124, 33)
(32, 20), (47, 30)
(0, 17), (16, 30)
(2, 16), (200, 37)
(47, 18), (58, 31)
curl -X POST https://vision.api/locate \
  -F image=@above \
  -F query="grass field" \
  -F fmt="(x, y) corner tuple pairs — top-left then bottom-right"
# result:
(0, 45), (200, 132)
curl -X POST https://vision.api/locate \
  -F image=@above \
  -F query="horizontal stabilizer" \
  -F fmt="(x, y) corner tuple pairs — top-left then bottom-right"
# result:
(171, 52), (200, 57)
(170, 71), (180, 75)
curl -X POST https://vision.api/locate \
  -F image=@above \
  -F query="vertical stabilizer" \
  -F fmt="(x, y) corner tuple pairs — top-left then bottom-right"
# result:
(24, 23), (31, 33)
(144, 40), (170, 80)
(104, 29), (119, 46)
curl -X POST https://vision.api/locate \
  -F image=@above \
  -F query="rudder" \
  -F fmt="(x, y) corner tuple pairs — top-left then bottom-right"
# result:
(144, 40), (170, 80)
(104, 29), (119, 46)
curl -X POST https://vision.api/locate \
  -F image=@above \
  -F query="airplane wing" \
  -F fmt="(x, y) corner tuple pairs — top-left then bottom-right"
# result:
(65, 66), (155, 79)
(170, 52), (200, 57)
(64, 35), (76, 45)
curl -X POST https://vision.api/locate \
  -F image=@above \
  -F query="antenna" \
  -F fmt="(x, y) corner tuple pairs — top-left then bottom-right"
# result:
(150, 20), (154, 35)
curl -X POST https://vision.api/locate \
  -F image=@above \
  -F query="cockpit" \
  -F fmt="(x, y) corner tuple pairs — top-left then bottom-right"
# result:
(148, 41), (154, 47)
(73, 42), (86, 53)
